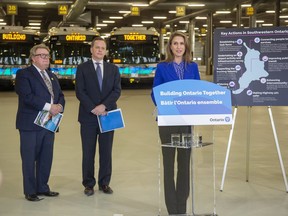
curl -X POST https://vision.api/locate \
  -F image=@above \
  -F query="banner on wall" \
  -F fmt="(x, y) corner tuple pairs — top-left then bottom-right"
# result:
(153, 80), (232, 126)
(213, 27), (288, 106)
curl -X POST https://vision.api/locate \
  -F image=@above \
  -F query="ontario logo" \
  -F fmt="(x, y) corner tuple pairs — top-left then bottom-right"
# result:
(209, 116), (231, 122)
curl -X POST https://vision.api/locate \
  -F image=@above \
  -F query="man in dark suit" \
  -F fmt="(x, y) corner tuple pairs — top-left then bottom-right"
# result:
(15, 43), (65, 201)
(75, 37), (121, 196)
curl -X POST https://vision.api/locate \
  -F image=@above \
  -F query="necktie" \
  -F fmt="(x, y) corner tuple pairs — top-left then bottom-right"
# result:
(40, 70), (54, 99)
(95, 62), (103, 90)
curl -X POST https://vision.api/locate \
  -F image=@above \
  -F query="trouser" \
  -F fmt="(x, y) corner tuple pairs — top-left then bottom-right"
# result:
(158, 126), (191, 215)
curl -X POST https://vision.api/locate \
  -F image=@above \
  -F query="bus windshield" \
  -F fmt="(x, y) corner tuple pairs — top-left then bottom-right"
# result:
(50, 42), (91, 65)
(109, 40), (160, 64)
(0, 42), (31, 65)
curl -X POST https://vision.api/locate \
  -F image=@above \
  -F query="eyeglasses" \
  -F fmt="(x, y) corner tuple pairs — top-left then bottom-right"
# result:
(34, 53), (51, 59)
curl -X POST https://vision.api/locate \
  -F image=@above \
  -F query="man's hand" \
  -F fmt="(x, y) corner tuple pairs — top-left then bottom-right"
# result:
(50, 104), (62, 116)
(91, 104), (107, 116)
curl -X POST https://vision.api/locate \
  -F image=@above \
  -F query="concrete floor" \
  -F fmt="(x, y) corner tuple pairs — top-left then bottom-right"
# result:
(1, 77), (288, 216)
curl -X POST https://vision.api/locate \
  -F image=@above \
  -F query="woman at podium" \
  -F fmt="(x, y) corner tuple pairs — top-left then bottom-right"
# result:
(151, 31), (200, 215)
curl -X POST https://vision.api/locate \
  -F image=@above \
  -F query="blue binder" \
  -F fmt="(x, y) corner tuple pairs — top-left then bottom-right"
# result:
(97, 108), (125, 133)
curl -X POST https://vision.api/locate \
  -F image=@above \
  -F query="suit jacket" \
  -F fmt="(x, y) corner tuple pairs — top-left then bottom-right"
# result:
(15, 65), (65, 131)
(151, 61), (200, 105)
(75, 60), (121, 124)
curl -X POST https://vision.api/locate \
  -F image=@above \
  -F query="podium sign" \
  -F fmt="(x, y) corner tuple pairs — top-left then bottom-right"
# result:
(153, 80), (232, 126)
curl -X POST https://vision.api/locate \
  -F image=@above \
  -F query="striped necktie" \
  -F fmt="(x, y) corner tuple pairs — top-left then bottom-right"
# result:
(95, 62), (103, 90)
(40, 70), (54, 99)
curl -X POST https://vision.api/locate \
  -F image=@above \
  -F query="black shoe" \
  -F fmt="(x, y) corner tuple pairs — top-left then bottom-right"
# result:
(25, 194), (43, 201)
(84, 187), (94, 196)
(99, 185), (113, 194)
(37, 191), (59, 197)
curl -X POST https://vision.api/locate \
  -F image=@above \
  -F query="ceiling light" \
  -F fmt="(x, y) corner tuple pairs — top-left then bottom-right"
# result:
(153, 16), (167, 19)
(280, 15), (288, 18)
(0, 22), (7, 25)
(179, 21), (189, 24)
(195, 16), (207, 20)
(220, 20), (232, 23)
(132, 4), (149, 7)
(188, 4), (205, 7)
(29, 22), (41, 26)
(109, 16), (123, 19)
(119, 11), (130, 14)
(241, 4), (251, 7)
(262, 23), (273, 26)
(169, 11), (176, 14)
(28, 2), (47, 5)
(232, 24), (244, 27)
(141, 21), (154, 24)
(29, 20), (42, 22)
(103, 20), (115, 23)
(256, 20), (264, 23)
(29, 26), (41, 29)
(0, 19), (4, 22)
(215, 11), (231, 14)
(132, 24), (143, 27)
(265, 10), (275, 13)
(96, 24), (108, 27)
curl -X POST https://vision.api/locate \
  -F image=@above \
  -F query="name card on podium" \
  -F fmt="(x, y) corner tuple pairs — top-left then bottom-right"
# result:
(153, 80), (233, 126)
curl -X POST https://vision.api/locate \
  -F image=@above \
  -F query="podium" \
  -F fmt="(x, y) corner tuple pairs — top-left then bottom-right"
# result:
(153, 80), (232, 216)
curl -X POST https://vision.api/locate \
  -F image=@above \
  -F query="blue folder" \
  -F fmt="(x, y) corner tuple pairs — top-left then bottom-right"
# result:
(97, 108), (125, 133)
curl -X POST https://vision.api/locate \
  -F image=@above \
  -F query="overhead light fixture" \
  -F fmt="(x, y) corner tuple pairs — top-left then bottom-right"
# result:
(169, 11), (176, 14)
(195, 16), (207, 20)
(215, 11), (231, 14)
(233, 24), (244, 27)
(119, 11), (130, 14)
(220, 20), (232, 23)
(280, 15), (288, 18)
(241, 4), (251, 7)
(142, 21), (154, 24)
(149, 0), (160, 5)
(179, 21), (189, 24)
(96, 24), (108, 27)
(29, 20), (42, 22)
(153, 16), (167, 19)
(266, 10), (275, 13)
(29, 26), (41, 29)
(29, 22), (41, 26)
(132, 4), (149, 7)
(188, 4), (205, 7)
(0, 22), (7, 25)
(103, 20), (115, 23)
(28, 2), (47, 5)
(0, 19), (4, 22)
(109, 16), (123, 19)
(256, 20), (264, 23)
(132, 24), (143, 27)
(262, 23), (273, 26)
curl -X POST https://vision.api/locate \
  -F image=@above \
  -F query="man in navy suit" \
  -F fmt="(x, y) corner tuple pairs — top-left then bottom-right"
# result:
(75, 37), (121, 196)
(15, 43), (65, 201)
